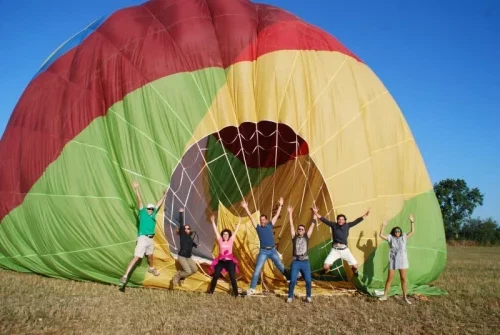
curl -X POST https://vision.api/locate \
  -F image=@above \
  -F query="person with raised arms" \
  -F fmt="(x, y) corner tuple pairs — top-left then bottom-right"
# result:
(286, 205), (316, 303)
(241, 197), (289, 295)
(378, 214), (415, 304)
(171, 208), (199, 286)
(207, 214), (241, 297)
(120, 182), (165, 285)
(312, 206), (370, 277)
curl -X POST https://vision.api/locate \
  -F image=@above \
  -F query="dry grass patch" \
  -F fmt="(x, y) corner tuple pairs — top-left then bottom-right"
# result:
(1, 247), (500, 334)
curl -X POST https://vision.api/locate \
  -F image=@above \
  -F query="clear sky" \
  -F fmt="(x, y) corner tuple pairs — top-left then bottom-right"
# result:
(1, 0), (498, 221)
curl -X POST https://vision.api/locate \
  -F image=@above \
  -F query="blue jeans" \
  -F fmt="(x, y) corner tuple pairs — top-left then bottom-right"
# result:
(250, 248), (286, 289)
(288, 259), (312, 298)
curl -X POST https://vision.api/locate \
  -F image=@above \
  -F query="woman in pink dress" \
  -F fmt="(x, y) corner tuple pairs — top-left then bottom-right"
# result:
(208, 214), (241, 297)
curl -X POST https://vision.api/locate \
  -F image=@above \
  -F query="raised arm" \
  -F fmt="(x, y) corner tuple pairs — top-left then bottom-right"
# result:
(178, 208), (185, 234)
(210, 214), (221, 239)
(406, 214), (415, 239)
(349, 208), (371, 228)
(241, 200), (257, 228)
(379, 220), (388, 241)
(287, 206), (295, 238)
(132, 182), (143, 209)
(271, 197), (284, 225)
(155, 188), (168, 209)
(233, 218), (242, 237)
(311, 206), (335, 227)
(307, 214), (316, 238)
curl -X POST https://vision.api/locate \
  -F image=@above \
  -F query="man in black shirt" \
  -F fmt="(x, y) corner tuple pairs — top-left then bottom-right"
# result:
(312, 206), (370, 276)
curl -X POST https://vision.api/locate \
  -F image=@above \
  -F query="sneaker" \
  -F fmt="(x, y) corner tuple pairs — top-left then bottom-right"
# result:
(305, 297), (312, 303)
(404, 297), (412, 305)
(148, 267), (160, 276)
(287, 298), (293, 303)
(120, 275), (127, 285)
(378, 295), (388, 301)
(246, 288), (255, 296)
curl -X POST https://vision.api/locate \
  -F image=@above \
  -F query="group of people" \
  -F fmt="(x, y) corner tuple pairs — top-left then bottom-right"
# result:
(121, 182), (416, 304)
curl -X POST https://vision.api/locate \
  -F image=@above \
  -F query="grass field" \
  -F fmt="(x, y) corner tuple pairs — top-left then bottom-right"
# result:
(1, 246), (499, 334)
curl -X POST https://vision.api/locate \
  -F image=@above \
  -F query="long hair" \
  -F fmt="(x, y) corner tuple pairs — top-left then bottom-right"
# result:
(176, 225), (193, 236)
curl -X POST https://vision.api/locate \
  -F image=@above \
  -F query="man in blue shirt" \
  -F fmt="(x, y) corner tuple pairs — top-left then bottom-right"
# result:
(241, 197), (289, 295)
(120, 181), (166, 285)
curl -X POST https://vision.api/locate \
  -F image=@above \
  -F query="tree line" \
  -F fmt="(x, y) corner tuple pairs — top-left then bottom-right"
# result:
(434, 178), (499, 245)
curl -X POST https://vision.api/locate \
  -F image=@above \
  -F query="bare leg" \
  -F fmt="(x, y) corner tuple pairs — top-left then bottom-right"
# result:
(400, 269), (410, 303)
(351, 264), (359, 276)
(147, 254), (154, 267)
(380, 269), (395, 300)
(121, 256), (141, 284)
(146, 254), (160, 276)
(125, 256), (141, 277)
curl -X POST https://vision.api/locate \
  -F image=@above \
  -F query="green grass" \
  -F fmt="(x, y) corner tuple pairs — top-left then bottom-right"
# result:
(1, 247), (499, 334)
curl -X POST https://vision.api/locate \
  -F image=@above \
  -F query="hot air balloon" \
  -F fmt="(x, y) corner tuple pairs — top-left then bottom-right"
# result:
(0, 0), (446, 297)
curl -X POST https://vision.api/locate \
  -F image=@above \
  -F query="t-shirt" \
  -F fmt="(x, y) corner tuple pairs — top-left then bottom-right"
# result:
(138, 207), (158, 236)
(218, 236), (235, 258)
(320, 216), (364, 245)
(256, 222), (275, 248)
(292, 235), (309, 260)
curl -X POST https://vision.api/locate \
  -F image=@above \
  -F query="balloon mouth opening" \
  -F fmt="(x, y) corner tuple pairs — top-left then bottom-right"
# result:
(162, 121), (346, 280)
(212, 121), (310, 168)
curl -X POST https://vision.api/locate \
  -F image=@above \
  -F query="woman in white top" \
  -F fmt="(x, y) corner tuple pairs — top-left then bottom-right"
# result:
(378, 214), (415, 304)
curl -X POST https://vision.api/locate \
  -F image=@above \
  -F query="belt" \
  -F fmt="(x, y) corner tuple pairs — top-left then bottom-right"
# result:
(145, 234), (155, 238)
(261, 246), (275, 250)
(333, 245), (347, 250)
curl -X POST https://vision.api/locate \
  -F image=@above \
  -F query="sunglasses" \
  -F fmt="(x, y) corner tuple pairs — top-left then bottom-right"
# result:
(395, 229), (401, 233)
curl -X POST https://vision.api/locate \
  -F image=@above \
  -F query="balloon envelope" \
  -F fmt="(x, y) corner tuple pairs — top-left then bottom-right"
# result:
(0, 0), (446, 296)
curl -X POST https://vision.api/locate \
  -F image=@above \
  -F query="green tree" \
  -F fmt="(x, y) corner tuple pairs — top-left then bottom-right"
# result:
(461, 217), (499, 245)
(433, 178), (484, 239)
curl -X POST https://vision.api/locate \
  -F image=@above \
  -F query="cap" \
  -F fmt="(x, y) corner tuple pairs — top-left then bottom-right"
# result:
(146, 203), (155, 209)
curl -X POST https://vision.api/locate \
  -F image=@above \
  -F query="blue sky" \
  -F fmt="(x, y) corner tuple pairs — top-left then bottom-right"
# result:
(1, 0), (498, 221)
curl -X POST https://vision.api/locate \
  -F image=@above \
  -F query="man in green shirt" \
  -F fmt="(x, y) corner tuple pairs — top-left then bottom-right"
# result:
(120, 182), (166, 285)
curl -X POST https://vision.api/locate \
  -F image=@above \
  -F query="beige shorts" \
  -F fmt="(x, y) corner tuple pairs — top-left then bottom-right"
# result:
(134, 235), (154, 258)
(324, 247), (357, 266)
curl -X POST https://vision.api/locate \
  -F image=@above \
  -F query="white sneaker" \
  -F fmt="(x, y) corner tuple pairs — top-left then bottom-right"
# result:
(378, 295), (388, 301)
(287, 298), (293, 303)
(147, 267), (160, 276)
(305, 297), (312, 303)
(246, 288), (255, 296)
